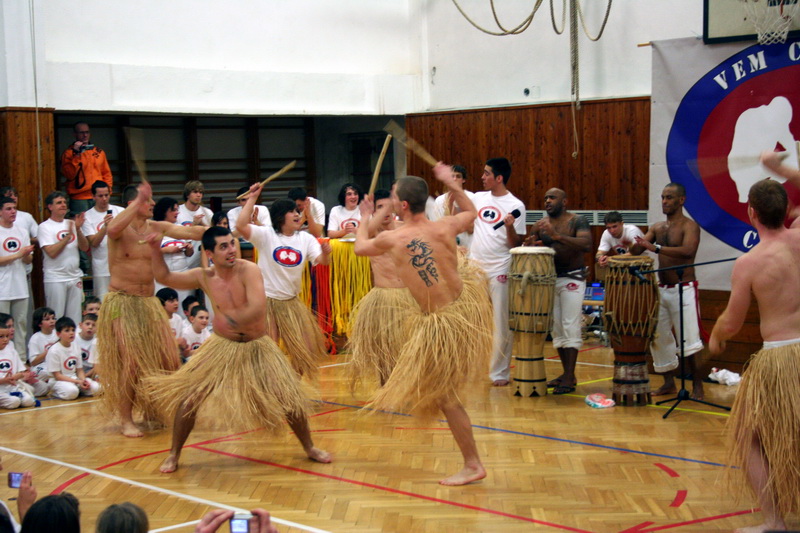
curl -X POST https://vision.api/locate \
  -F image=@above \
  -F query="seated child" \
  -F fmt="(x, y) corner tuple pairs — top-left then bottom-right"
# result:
(156, 288), (187, 355)
(82, 296), (101, 318)
(76, 313), (99, 380)
(27, 307), (57, 397)
(180, 306), (210, 360)
(0, 315), (36, 409)
(181, 295), (199, 327)
(46, 317), (102, 400)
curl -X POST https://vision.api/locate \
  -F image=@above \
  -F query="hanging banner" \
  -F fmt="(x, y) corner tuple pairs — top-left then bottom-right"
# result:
(651, 37), (800, 289)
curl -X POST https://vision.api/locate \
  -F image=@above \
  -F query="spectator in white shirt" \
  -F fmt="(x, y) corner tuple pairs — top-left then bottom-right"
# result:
(327, 183), (364, 239)
(0, 198), (34, 360)
(177, 181), (213, 269)
(595, 211), (646, 266)
(228, 186), (271, 236)
(81, 181), (124, 300)
(288, 187), (325, 238)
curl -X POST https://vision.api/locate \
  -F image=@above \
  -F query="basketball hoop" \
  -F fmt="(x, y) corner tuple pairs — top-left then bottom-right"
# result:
(742, 0), (800, 44)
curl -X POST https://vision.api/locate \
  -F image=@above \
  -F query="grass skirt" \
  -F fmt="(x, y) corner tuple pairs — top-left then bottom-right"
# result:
(144, 334), (308, 432)
(266, 297), (327, 380)
(348, 287), (416, 388)
(97, 291), (180, 421)
(364, 274), (493, 419)
(726, 342), (800, 516)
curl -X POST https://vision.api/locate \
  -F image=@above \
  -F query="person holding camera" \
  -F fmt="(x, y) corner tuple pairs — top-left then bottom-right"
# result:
(1, 457), (38, 533)
(60, 121), (113, 215)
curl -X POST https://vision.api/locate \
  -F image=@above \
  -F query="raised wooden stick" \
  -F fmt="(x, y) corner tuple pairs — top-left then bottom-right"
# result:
(368, 134), (393, 195)
(383, 120), (437, 167)
(236, 160), (297, 200)
(123, 127), (149, 184)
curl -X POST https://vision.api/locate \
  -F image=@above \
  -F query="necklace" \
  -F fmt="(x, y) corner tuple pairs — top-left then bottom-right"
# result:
(131, 220), (148, 244)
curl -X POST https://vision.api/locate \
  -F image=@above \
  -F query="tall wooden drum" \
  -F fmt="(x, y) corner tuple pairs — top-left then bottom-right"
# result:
(604, 255), (659, 406)
(508, 247), (556, 397)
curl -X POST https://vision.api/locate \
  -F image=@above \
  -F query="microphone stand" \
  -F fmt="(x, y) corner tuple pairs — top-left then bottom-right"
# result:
(638, 257), (736, 419)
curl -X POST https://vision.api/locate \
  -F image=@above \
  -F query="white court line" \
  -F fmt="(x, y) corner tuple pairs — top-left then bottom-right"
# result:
(319, 362), (350, 368)
(149, 519), (201, 532)
(0, 399), (98, 416)
(0, 446), (330, 533)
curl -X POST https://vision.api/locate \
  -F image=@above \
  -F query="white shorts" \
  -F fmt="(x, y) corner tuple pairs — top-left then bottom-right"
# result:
(650, 282), (704, 373)
(552, 276), (585, 350)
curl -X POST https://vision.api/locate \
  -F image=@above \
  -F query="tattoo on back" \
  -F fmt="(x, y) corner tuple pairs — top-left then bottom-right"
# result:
(406, 238), (439, 287)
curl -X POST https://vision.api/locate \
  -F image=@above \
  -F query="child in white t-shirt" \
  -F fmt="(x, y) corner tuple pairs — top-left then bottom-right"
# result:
(180, 306), (210, 361)
(27, 307), (58, 397)
(156, 287), (187, 356)
(0, 317), (36, 409)
(77, 314), (99, 380)
(46, 317), (101, 400)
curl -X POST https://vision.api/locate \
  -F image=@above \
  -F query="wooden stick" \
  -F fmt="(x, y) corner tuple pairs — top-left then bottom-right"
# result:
(368, 134), (392, 196)
(383, 120), (438, 167)
(690, 152), (790, 173)
(123, 127), (149, 184)
(235, 160), (297, 200)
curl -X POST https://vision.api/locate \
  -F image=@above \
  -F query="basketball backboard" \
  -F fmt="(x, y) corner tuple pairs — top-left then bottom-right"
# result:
(704, 0), (800, 44)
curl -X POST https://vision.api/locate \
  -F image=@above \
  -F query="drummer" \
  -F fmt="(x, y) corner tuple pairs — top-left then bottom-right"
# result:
(524, 188), (592, 395)
(631, 183), (704, 400)
(595, 211), (645, 266)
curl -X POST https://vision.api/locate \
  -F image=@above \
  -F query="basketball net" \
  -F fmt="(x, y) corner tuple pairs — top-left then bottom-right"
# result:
(742, 0), (800, 44)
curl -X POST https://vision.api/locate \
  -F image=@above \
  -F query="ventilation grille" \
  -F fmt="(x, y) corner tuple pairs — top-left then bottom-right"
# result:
(524, 210), (648, 226)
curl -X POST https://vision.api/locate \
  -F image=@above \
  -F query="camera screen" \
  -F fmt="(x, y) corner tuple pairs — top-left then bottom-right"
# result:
(8, 472), (23, 488)
(229, 518), (249, 533)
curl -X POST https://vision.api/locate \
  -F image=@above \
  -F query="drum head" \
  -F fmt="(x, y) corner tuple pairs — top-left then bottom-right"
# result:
(510, 246), (555, 255)
(607, 254), (654, 268)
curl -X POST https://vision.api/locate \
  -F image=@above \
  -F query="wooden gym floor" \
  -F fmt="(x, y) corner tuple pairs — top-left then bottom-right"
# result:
(1, 338), (779, 532)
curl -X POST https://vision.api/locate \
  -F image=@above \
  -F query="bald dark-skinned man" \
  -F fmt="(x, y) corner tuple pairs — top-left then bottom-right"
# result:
(525, 188), (591, 394)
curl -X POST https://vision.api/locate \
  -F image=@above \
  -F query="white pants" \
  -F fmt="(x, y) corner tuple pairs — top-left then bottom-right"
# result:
(552, 277), (586, 350)
(44, 279), (83, 324)
(488, 273), (513, 382)
(0, 388), (35, 409)
(93, 275), (110, 300)
(0, 298), (28, 361)
(650, 282), (703, 373)
(51, 378), (101, 400)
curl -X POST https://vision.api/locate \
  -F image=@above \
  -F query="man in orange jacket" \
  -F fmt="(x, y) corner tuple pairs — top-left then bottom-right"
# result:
(60, 122), (113, 214)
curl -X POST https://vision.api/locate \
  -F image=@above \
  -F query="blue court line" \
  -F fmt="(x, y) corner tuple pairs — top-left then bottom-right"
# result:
(317, 399), (731, 469)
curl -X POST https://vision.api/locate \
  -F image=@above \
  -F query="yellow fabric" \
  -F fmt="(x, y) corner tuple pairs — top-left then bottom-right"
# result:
(329, 240), (372, 336)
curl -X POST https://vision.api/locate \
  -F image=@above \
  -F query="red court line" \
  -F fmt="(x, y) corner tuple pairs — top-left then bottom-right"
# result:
(654, 463), (680, 478)
(636, 508), (757, 531)
(310, 407), (350, 417)
(192, 444), (592, 532)
(394, 427), (450, 430)
(619, 522), (655, 533)
(669, 490), (687, 508)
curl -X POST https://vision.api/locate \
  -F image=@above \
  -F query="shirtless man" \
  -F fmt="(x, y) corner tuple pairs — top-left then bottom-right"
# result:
(524, 188), (592, 395)
(355, 164), (494, 486)
(631, 183), (704, 399)
(349, 189), (412, 386)
(100, 182), (206, 437)
(710, 179), (800, 533)
(147, 226), (331, 473)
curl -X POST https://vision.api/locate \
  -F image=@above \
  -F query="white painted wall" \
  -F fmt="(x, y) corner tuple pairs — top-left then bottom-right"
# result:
(1, 0), (706, 115)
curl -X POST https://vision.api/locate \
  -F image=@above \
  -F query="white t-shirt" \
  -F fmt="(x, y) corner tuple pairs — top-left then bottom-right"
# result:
(0, 498), (21, 533)
(468, 191), (527, 277)
(433, 190), (476, 249)
(46, 341), (81, 379)
(0, 224), (31, 300)
(177, 204), (213, 268)
(76, 335), (97, 371)
(597, 223), (645, 256)
(16, 210), (37, 276)
(28, 330), (58, 380)
(327, 205), (361, 233)
(168, 314), (185, 339)
(38, 218), (82, 282)
(228, 205), (271, 230)
(306, 197), (326, 226)
(82, 205), (124, 277)
(248, 225), (322, 300)
(160, 235), (190, 273)
(0, 344), (25, 394)
(181, 324), (210, 353)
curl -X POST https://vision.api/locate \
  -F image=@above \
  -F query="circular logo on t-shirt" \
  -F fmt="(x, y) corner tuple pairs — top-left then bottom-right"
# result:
(496, 274), (508, 283)
(63, 356), (79, 371)
(3, 237), (21, 253)
(190, 342), (202, 351)
(339, 219), (360, 230)
(57, 230), (75, 243)
(477, 206), (503, 225)
(96, 221), (104, 231)
(181, 221), (193, 227)
(666, 41), (800, 252)
(566, 282), (579, 291)
(0, 359), (12, 372)
(273, 246), (303, 267)
(162, 240), (185, 249)
(81, 348), (90, 362)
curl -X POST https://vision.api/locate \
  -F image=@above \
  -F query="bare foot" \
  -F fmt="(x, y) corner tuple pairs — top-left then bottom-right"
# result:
(121, 422), (144, 438)
(734, 522), (786, 533)
(651, 384), (677, 397)
(492, 380), (509, 387)
(306, 447), (332, 463)
(159, 454), (179, 473)
(691, 382), (705, 400)
(439, 465), (487, 486)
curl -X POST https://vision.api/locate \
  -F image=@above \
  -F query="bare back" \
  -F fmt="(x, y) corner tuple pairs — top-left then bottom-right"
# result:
(377, 218), (462, 313)
(370, 221), (405, 289)
(739, 231), (800, 341)
(200, 259), (268, 342)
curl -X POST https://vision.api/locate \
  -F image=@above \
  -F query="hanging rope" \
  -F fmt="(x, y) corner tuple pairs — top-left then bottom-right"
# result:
(550, 0), (566, 35)
(27, 0), (44, 219)
(450, 0), (544, 36)
(576, 0), (613, 41)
